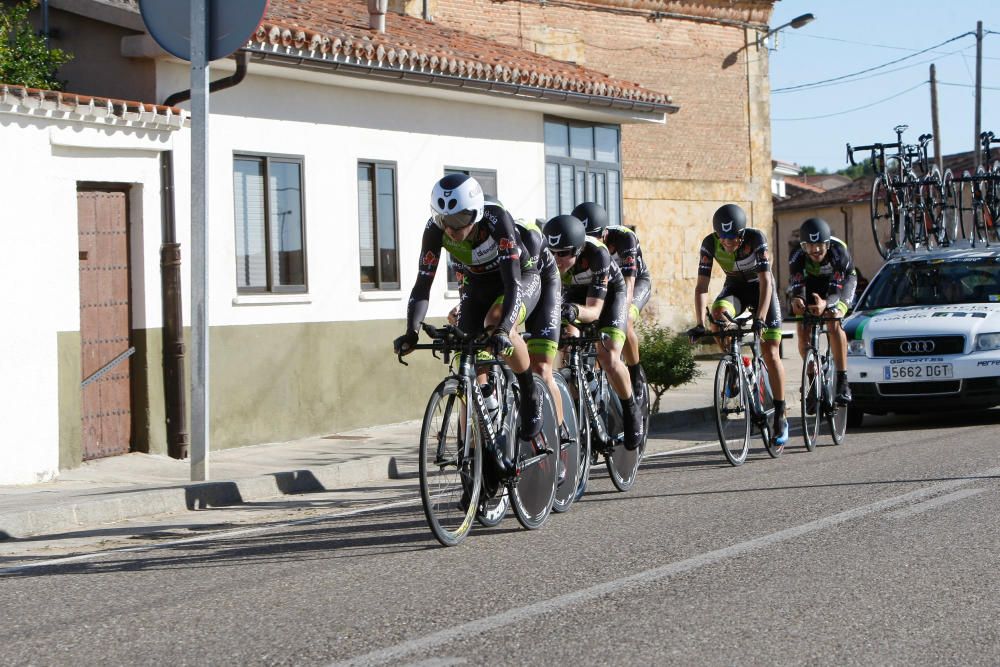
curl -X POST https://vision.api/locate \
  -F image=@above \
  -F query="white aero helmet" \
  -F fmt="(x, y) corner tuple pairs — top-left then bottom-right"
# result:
(431, 173), (485, 229)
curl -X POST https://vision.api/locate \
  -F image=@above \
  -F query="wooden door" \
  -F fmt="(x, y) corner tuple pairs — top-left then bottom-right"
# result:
(78, 189), (132, 460)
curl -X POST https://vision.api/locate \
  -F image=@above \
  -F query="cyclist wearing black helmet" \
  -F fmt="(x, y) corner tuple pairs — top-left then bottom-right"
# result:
(691, 203), (789, 446)
(788, 217), (857, 404)
(394, 174), (544, 457)
(544, 213), (644, 451)
(573, 202), (652, 404)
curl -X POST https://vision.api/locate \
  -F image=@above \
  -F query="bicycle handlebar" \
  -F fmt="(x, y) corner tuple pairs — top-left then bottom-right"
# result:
(396, 323), (491, 365)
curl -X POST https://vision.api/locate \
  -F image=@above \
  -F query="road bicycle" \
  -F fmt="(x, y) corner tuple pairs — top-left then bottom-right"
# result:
(954, 131), (1000, 247)
(699, 312), (780, 466)
(848, 126), (944, 257)
(400, 323), (558, 546)
(559, 324), (645, 494)
(799, 312), (847, 451)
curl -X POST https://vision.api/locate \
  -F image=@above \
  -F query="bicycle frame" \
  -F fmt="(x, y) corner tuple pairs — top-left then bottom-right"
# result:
(561, 334), (614, 453)
(708, 314), (773, 429)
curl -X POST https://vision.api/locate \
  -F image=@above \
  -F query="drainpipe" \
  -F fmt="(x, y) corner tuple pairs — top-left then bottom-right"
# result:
(840, 205), (853, 252)
(423, 0), (431, 21)
(163, 50), (249, 107)
(160, 151), (189, 460)
(41, 0), (50, 49)
(368, 0), (388, 32)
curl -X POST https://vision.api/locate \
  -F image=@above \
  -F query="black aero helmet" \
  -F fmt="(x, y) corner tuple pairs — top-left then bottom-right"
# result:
(712, 204), (747, 239)
(571, 202), (609, 237)
(799, 217), (831, 244)
(543, 214), (587, 255)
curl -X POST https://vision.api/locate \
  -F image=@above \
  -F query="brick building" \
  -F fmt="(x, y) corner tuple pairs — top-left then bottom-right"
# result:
(414, 0), (777, 324)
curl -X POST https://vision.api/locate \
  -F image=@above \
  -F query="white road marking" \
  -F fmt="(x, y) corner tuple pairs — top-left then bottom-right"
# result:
(885, 488), (985, 520)
(328, 467), (999, 667)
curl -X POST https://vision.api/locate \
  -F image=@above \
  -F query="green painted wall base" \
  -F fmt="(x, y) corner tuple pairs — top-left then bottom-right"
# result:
(57, 319), (444, 468)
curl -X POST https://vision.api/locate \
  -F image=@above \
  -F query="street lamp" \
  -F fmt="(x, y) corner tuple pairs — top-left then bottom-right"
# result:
(757, 12), (815, 50)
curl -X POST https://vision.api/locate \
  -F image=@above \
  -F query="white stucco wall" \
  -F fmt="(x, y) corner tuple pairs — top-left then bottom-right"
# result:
(1, 61), (615, 483)
(159, 63), (548, 330)
(0, 111), (173, 484)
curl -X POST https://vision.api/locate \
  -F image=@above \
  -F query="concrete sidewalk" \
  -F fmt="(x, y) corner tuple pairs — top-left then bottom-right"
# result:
(0, 332), (803, 541)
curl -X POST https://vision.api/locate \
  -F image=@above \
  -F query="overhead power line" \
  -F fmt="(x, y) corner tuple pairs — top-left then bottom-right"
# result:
(773, 32), (974, 94)
(772, 81), (927, 121)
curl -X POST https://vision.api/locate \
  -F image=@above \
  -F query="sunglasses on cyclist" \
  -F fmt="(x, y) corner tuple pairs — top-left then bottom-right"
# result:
(434, 210), (477, 230)
(550, 248), (577, 258)
(800, 241), (829, 252)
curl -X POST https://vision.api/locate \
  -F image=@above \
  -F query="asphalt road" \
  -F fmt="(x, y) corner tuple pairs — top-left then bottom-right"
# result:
(3, 410), (1000, 666)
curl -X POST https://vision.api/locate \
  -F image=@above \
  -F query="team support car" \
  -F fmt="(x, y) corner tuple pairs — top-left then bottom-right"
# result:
(843, 246), (1000, 427)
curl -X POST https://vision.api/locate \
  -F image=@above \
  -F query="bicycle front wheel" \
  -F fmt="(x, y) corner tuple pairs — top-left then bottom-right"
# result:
(419, 379), (482, 547)
(714, 357), (750, 466)
(870, 176), (896, 259)
(801, 349), (822, 451)
(509, 374), (559, 530)
(604, 389), (641, 492)
(551, 371), (580, 513)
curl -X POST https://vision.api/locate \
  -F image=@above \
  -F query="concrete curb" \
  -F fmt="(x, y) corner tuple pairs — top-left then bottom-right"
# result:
(0, 455), (394, 540)
(649, 406), (716, 431)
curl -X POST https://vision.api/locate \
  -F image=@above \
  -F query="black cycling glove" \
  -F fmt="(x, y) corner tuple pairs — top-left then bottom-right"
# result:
(561, 301), (580, 324)
(393, 330), (418, 355)
(490, 329), (515, 358)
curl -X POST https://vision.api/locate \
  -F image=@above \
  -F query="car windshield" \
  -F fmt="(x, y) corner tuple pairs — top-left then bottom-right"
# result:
(856, 257), (1000, 309)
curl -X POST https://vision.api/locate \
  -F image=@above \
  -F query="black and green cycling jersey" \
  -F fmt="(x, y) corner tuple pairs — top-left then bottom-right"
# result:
(698, 228), (771, 283)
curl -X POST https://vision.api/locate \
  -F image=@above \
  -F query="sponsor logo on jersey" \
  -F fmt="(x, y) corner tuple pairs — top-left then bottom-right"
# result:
(422, 251), (438, 267)
(498, 237), (516, 251)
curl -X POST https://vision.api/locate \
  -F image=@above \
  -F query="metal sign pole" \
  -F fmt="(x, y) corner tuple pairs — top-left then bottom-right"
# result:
(190, 0), (210, 481)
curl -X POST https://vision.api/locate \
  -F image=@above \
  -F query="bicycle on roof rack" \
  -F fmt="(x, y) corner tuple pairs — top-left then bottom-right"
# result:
(847, 125), (952, 258)
(951, 131), (1000, 247)
(399, 323), (558, 546)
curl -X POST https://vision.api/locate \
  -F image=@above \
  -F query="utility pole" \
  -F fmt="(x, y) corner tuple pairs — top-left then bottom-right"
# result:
(975, 20), (983, 170)
(930, 64), (943, 176)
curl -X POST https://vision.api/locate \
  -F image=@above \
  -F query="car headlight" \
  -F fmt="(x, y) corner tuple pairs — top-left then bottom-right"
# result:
(975, 332), (1000, 351)
(848, 340), (866, 356)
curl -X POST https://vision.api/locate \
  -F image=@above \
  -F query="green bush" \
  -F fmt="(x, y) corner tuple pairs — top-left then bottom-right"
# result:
(0, 0), (72, 90)
(637, 319), (701, 413)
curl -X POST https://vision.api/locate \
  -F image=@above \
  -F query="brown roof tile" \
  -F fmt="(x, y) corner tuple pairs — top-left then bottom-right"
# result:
(253, 0), (674, 108)
(0, 82), (185, 126)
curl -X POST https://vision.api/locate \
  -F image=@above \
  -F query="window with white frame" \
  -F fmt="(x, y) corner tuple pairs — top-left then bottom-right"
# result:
(358, 160), (400, 290)
(544, 118), (622, 225)
(233, 154), (307, 293)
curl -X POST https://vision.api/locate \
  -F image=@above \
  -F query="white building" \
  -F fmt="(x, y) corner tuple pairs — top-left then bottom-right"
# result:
(0, 0), (673, 484)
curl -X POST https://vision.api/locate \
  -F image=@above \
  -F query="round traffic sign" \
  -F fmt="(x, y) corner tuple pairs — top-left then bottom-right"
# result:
(139, 0), (268, 62)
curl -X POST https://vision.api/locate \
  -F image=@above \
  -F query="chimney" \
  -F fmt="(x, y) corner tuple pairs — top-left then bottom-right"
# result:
(368, 0), (388, 32)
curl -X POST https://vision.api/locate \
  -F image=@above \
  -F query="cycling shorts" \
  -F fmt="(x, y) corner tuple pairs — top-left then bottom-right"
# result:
(712, 279), (783, 342)
(565, 279), (628, 345)
(523, 262), (560, 357)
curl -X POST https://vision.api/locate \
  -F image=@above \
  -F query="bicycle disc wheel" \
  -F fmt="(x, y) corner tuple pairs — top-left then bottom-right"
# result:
(419, 379), (482, 547)
(800, 349), (822, 451)
(870, 177), (896, 259)
(551, 372), (580, 513)
(509, 374), (559, 530)
(714, 357), (750, 466)
(604, 389), (641, 492)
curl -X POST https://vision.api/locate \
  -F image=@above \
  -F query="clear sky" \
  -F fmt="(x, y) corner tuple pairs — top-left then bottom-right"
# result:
(768, 0), (1000, 173)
